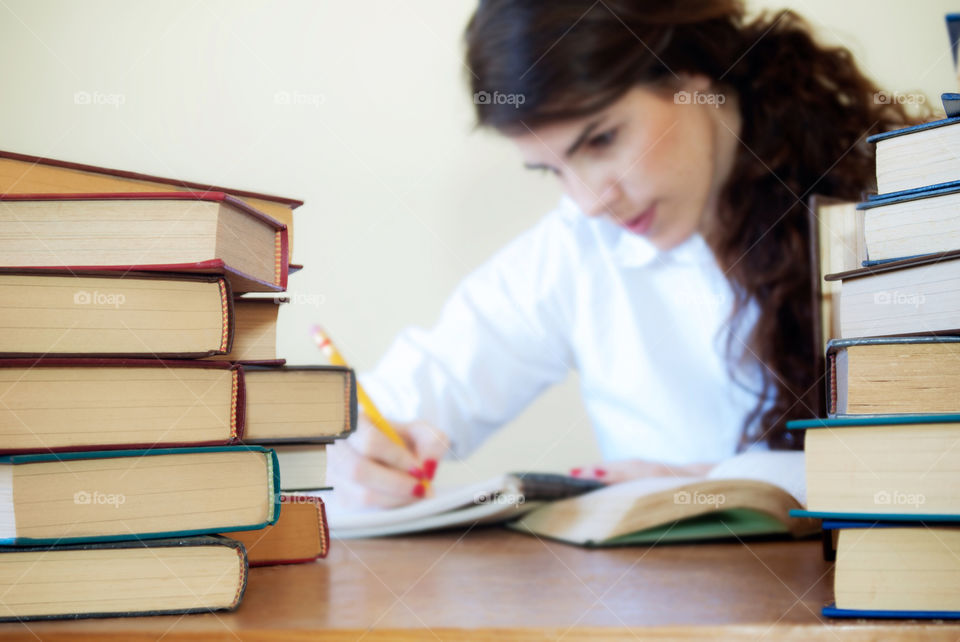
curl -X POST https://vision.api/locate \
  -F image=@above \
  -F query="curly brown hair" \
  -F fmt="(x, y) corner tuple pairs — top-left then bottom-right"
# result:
(465, 0), (926, 449)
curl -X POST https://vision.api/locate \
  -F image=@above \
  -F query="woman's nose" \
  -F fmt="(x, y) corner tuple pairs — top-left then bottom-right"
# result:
(572, 175), (622, 218)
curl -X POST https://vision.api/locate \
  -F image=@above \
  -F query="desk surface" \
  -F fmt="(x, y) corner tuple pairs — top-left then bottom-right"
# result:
(0, 528), (957, 640)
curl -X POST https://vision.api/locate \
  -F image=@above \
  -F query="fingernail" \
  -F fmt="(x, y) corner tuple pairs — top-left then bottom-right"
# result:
(408, 466), (425, 480)
(411, 483), (426, 498)
(593, 467), (607, 478)
(422, 459), (438, 480)
(570, 468), (582, 477)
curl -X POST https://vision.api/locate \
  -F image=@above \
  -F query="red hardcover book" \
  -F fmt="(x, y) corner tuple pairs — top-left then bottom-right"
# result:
(205, 295), (284, 363)
(0, 358), (245, 453)
(0, 191), (289, 293)
(0, 270), (234, 358)
(0, 148), (303, 257)
(0, 360), (357, 453)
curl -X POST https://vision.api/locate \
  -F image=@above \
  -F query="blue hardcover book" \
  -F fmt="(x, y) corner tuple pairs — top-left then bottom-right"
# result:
(848, 178), (960, 273)
(865, 180), (960, 202)
(866, 116), (960, 145)
(788, 415), (960, 522)
(943, 92), (960, 118)
(823, 605), (960, 619)
(858, 178), (960, 208)
(0, 446), (280, 545)
(822, 517), (960, 618)
(860, 254), (930, 267)
(948, 13), (960, 67)
(789, 413), (960, 430)
(867, 114), (960, 199)
(821, 519), (946, 530)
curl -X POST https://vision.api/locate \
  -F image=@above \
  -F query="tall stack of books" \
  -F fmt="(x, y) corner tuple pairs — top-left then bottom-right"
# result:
(0, 151), (356, 620)
(789, 97), (960, 619)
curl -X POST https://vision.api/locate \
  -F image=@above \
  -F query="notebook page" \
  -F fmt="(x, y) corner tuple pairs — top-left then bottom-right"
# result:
(324, 474), (518, 531)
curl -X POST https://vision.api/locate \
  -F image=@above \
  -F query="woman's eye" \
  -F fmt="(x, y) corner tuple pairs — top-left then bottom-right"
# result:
(588, 128), (618, 149)
(536, 166), (561, 177)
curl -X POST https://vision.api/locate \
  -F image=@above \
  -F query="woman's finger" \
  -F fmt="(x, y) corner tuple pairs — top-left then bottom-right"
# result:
(569, 459), (716, 484)
(329, 437), (424, 499)
(402, 421), (450, 480)
(347, 413), (423, 477)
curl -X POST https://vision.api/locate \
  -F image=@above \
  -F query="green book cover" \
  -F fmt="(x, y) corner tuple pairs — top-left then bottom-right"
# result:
(0, 446), (279, 545)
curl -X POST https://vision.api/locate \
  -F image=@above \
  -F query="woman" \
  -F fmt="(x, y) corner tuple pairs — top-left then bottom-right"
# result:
(329, 0), (919, 508)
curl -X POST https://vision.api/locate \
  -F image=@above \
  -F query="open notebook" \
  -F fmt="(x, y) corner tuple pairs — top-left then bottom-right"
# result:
(325, 451), (817, 545)
(323, 473), (603, 539)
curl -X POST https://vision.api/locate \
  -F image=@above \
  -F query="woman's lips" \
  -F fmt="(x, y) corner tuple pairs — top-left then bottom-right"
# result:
(621, 203), (656, 236)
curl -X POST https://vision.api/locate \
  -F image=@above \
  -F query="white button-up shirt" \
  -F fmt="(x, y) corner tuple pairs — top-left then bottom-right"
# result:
(361, 196), (770, 464)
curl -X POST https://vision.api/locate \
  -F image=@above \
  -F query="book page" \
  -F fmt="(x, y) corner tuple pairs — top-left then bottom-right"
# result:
(706, 450), (806, 505)
(569, 475), (701, 499)
(332, 499), (542, 539)
(0, 465), (12, 541)
(323, 474), (519, 531)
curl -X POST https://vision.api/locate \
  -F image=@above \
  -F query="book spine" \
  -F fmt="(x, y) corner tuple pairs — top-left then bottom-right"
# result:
(231, 542), (248, 609)
(316, 496), (330, 559)
(827, 350), (838, 417)
(274, 230), (284, 288)
(218, 278), (233, 354)
(275, 228), (289, 289)
(231, 368), (243, 441)
(341, 368), (358, 439)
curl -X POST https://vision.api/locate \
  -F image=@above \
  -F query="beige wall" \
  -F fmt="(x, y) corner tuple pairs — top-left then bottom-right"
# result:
(0, 0), (955, 485)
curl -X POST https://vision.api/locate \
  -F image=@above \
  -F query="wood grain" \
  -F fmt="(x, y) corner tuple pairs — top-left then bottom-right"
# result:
(0, 528), (956, 640)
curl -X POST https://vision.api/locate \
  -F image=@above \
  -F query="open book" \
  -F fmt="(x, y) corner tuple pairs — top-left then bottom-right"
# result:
(326, 451), (818, 545)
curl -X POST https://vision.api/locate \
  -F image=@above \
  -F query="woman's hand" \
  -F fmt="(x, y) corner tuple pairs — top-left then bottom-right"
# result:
(569, 459), (716, 484)
(328, 413), (450, 509)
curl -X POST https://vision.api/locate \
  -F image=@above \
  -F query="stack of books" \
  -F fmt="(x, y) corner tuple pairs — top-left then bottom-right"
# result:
(789, 97), (960, 619)
(0, 150), (356, 620)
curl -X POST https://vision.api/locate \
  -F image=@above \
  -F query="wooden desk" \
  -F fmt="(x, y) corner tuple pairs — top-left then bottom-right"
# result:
(0, 528), (957, 640)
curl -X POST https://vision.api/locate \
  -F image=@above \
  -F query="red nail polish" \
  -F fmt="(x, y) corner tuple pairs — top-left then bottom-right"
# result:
(570, 468), (582, 477)
(422, 459), (438, 480)
(411, 483), (426, 498)
(593, 468), (607, 478)
(408, 466), (424, 479)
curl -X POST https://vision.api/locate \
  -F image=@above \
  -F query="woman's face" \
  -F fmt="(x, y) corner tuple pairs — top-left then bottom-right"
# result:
(511, 76), (741, 251)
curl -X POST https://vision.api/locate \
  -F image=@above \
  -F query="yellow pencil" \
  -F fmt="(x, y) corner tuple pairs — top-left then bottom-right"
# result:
(312, 326), (431, 491)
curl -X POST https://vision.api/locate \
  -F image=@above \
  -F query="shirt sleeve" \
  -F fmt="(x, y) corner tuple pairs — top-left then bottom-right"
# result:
(359, 207), (578, 459)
